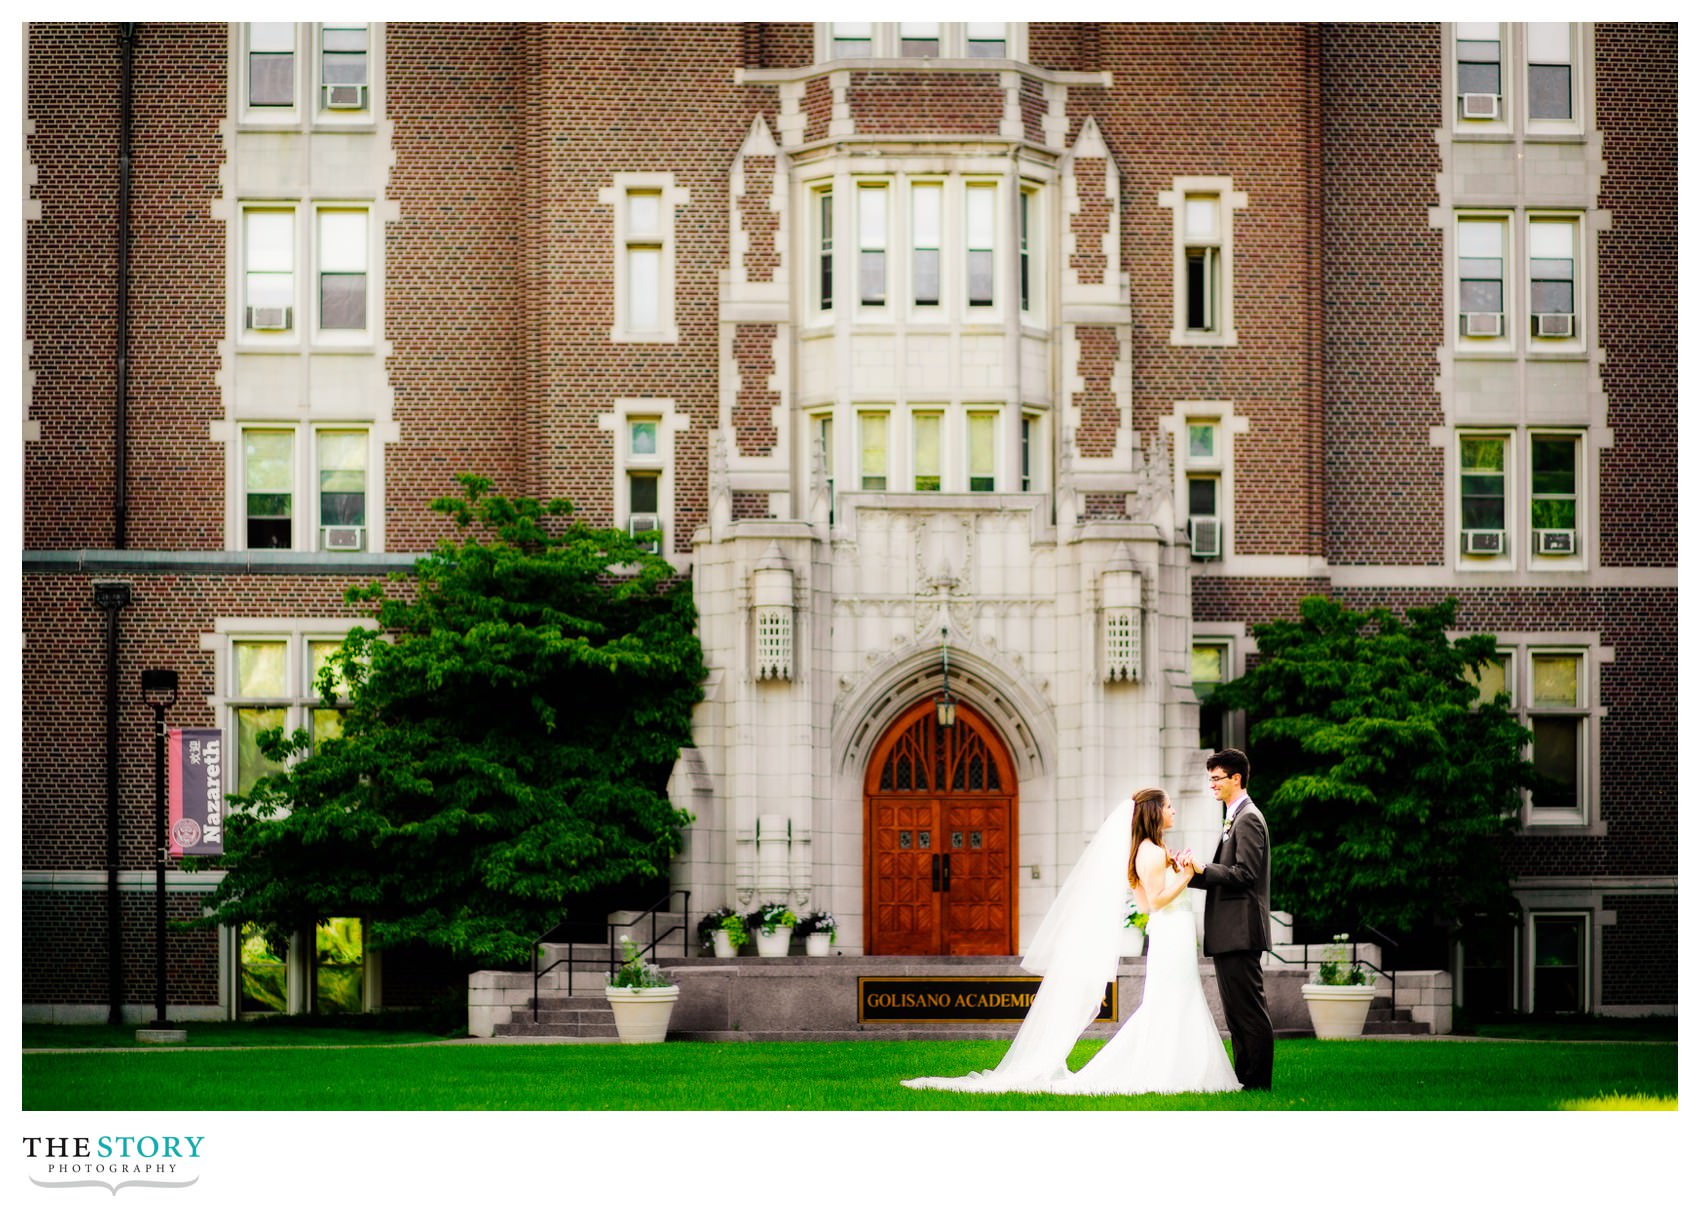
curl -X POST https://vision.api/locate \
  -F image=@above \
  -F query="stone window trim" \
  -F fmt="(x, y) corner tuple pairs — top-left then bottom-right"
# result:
(237, 202), (379, 348)
(814, 21), (1028, 65)
(1190, 623), (1252, 753)
(220, 421), (390, 555)
(1448, 426), (1591, 573)
(599, 399), (690, 560)
(1159, 401), (1248, 561)
(235, 22), (382, 130)
(1457, 630), (1610, 835)
(1157, 178), (1247, 348)
(199, 619), (377, 800)
(1448, 22), (1589, 138)
(598, 173), (691, 344)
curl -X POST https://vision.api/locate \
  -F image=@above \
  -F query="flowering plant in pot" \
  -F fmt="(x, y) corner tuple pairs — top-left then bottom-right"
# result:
(745, 903), (798, 957)
(1301, 933), (1378, 1039)
(697, 906), (748, 958)
(1121, 904), (1149, 957)
(797, 910), (838, 956)
(603, 935), (680, 1043)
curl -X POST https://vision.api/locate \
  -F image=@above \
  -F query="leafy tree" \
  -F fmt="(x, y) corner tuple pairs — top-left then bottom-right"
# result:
(1209, 596), (1530, 935)
(192, 475), (706, 967)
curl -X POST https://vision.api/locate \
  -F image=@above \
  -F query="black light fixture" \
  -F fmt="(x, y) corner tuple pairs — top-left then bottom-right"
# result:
(141, 669), (179, 1031)
(935, 626), (957, 729)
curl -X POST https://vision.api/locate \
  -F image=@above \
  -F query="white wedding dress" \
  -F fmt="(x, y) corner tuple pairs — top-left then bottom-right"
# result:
(903, 799), (1240, 1096)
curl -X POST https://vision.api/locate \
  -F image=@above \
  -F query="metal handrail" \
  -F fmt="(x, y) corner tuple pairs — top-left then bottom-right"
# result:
(529, 891), (692, 1020)
(1262, 938), (1398, 1015)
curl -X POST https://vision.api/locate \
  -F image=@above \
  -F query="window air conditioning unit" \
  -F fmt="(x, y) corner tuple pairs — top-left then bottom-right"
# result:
(245, 305), (292, 331)
(324, 83), (367, 110)
(1462, 529), (1505, 556)
(1533, 312), (1575, 338)
(1461, 92), (1500, 120)
(1535, 528), (1577, 556)
(322, 525), (364, 552)
(1461, 312), (1504, 338)
(1188, 516), (1221, 560)
(629, 513), (663, 554)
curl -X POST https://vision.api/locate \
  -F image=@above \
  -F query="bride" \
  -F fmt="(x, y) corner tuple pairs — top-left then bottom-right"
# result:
(903, 787), (1240, 1095)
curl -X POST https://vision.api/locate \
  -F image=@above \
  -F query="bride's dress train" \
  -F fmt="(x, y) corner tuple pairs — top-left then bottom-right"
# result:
(902, 798), (1239, 1096)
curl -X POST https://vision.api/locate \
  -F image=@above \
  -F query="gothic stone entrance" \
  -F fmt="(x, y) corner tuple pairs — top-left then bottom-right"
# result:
(864, 700), (1018, 955)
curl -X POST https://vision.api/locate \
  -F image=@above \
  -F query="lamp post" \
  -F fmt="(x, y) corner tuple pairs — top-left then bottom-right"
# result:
(141, 669), (178, 1032)
(935, 627), (957, 729)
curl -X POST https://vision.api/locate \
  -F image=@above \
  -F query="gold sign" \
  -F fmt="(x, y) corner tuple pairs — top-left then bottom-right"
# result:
(858, 976), (1117, 1023)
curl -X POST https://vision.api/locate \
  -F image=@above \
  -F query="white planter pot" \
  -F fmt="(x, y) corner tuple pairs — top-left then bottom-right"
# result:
(804, 932), (832, 957)
(754, 926), (793, 958)
(711, 929), (740, 959)
(1301, 983), (1378, 1039)
(604, 985), (681, 1044)
(1119, 926), (1145, 958)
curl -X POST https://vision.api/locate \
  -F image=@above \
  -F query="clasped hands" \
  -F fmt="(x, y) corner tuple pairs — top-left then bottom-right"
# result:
(1166, 846), (1205, 875)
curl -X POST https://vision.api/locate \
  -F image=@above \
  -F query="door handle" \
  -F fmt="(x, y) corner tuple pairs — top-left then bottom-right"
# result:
(931, 853), (941, 892)
(941, 853), (951, 892)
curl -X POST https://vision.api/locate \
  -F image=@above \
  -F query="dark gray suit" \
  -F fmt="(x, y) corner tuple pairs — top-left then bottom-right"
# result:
(1188, 799), (1274, 1089)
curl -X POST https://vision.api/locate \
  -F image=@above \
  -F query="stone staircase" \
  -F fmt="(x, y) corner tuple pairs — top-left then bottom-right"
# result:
(496, 990), (618, 1039)
(1362, 993), (1429, 1036)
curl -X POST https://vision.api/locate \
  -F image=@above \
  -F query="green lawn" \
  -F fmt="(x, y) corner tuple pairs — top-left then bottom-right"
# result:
(23, 1037), (1677, 1111)
(22, 1020), (451, 1051)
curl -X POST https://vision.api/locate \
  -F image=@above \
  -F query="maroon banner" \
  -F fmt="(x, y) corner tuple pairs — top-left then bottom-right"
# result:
(168, 728), (226, 856)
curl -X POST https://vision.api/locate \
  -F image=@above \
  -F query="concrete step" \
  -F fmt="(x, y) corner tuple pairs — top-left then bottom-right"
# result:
(498, 1019), (619, 1039)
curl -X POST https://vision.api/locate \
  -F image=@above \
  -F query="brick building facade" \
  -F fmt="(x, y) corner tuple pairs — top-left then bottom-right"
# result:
(21, 22), (1674, 1022)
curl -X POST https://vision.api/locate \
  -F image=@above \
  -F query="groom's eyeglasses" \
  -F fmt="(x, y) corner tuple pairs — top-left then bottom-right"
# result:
(1208, 775), (1232, 784)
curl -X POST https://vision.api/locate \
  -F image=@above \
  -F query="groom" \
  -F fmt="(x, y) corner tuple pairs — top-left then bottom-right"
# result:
(1185, 747), (1275, 1091)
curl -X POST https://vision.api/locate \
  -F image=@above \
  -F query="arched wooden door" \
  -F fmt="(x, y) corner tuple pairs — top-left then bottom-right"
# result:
(864, 700), (1018, 955)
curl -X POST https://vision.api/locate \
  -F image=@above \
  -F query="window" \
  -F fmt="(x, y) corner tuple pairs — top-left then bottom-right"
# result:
(1530, 433), (1579, 556)
(1020, 412), (1040, 492)
(1183, 420), (1223, 558)
(317, 430), (367, 551)
(912, 184), (942, 308)
(1183, 196), (1221, 333)
(319, 23), (369, 111)
(626, 418), (662, 552)
(317, 209), (368, 332)
(1456, 22), (1503, 120)
(967, 412), (996, 492)
(899, 22), (940, 58)
(1459, 433), (1507, 554)
(813, 412), (835, 521)
(1526, 23), (1573, 121)
(243, 210), (294, 331)
(912, 412), (942, 492)
(1531, 913), (1586, 1013)
(858, 185), (887, 306)
(1018, 189), (1033, 314)
(232, 638), (289, 795)
(244, 430), (294, 549)
(831, 21), (872, 58)
(966, 22), (1007, 58)
(1192, 642), (1228, 752)
(248, 22), (296, 108)
(859, 412), (888, 490)
(1528, 217), (1577, 339)
(1528, 652), (1584, 820)
(817, 189), (834, 311)
(601, 174), (686, 343)
(966, 185), (995, 308)
(1458, 217), (1508, 338)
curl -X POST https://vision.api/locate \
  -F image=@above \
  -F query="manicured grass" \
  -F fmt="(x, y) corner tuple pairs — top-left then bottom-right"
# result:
(23, 1020), (452, 1051)
(23, 1037), (1677, 1111)
(1462, 1015), (1677, 1042)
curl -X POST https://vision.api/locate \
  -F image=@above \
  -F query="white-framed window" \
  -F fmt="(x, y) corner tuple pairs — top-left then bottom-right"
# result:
(1529, 911), (1588, 1013)
(811, 410), (836, 521)
(241, 204), (374, 341)
(1453, 23), (1584, 134)
(1528, 214), (1581, 343)
(1191, 639), (1232, 752)
(1455, 428), (1587, 567)
(239, 424), (378, 553)
(600, 173), (688, 344)
(1526, 23), (1576, 122)
(246, 22), (297, 110)
(318, 22), (369, 112)
(1020, 411), (1043, 493)
(912, 410), (943, 492)
(1468, 640), (1600, 828)
(316, 208), (369, 335)
(1458, 431), (1509, 558)
(815, 187), (835, 313)
(1160, 179), (1244, 347)
(1457, 214), (1510, 342)
(857, 184), (888, 308)
(1183, 419), (1224, 560)
(965, 183), (997, 310)
(1529, 431), (1580, 559)
(243, 208), (295, 334)
(225, 629), (358, 796)
(626, 417), (662, 553)
(1455, 21), (1505, 123)
(858, 410), (889, 490)
(818, 22), (1025, 62)
(967, 410), (997, 492)
(911, 182), (943, 309)
(1018, 186), (1039, 318)
(600, 399), (687, 560)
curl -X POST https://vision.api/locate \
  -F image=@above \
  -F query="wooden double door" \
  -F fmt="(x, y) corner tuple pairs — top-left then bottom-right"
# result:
(864, 701), (1018, 955)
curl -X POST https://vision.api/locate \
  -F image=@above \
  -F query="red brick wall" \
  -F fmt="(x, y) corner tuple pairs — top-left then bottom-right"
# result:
(732, 323), (779, 457)
(23, 889), (219, 1007)
(1320, 22), (1446, 565)
(848, 71), (1004, 136)
(1595, 23), (1677, 568)
(1069, 158), (1109, 285)
(1072, 326), (1119, 459)
(1028, 23), (1093, 73)
(738, 157), (779, 284)
(385, 23), (527, 544)
(754, 22), (812, 70)
(1600, 894), (1677, 1006)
